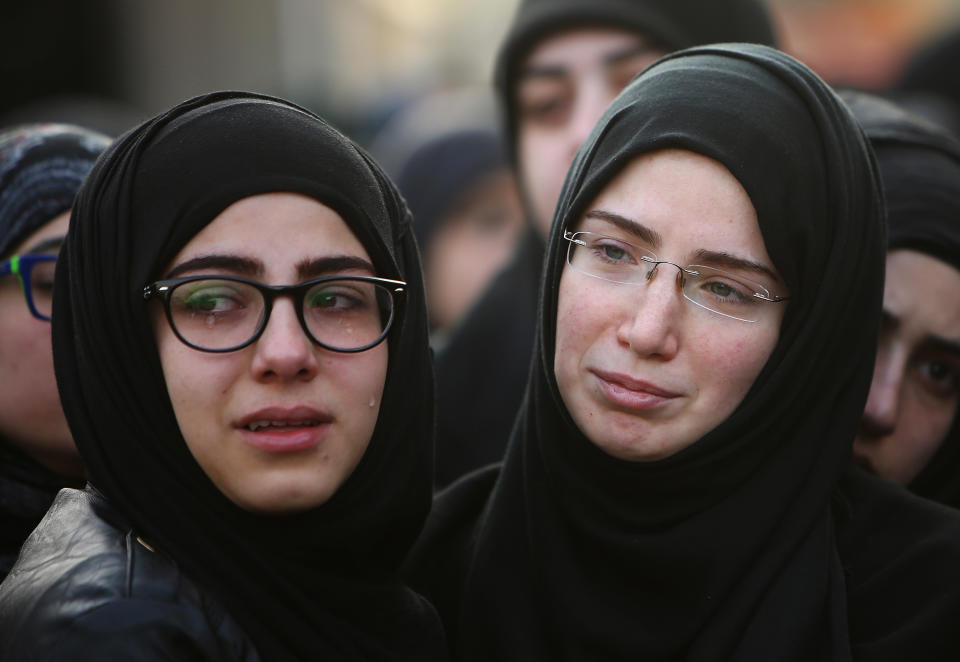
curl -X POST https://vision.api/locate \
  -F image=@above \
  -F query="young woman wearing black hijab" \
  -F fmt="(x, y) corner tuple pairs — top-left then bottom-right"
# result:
(405, 44), (960, 660)
(0, 92), (446, 661)
(433, 0), (778, 488)
(840, 91), (960, 509)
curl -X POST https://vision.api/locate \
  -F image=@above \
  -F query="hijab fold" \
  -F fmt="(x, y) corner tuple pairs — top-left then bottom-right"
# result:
(53, 92), (444, 661)
(450, 45), (885, 660)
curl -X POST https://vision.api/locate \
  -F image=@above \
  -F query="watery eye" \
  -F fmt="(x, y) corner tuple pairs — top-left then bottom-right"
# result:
(603, 245), (629, 261)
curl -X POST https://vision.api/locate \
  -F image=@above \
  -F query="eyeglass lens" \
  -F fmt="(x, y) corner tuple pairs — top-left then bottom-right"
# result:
(166, 278), (394, 351)
(566, 232), (775, 322)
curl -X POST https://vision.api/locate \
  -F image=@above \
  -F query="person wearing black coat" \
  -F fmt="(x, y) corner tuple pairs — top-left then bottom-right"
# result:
(0, 92), (447, 661)
(406, 44), (960, 661)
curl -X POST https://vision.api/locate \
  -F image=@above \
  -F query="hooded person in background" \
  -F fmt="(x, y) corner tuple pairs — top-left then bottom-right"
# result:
(394, 128), (524, 343)
(405, 44), (960, 661)
(841, 90), (960, 509)
(433, 0), (778, 487)
(0, 124), (110, 579)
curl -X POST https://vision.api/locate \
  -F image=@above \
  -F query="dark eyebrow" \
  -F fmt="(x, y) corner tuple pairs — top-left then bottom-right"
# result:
(519, 42), (657, 81)
(166, 255), (262, 279)
(929, 335), (960, 358)
(692, 249), (781, 283)
(296, 255), (376, 280)
(583, 210), (662, 249)
(25, 236), (65, 254)
(603, 43), (664, 67)
(883, 309), (960, 357)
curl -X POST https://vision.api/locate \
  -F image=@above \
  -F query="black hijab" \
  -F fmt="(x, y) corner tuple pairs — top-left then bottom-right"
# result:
(434, 0), (778, 487)
(842, 90), (960, 509)
(52, 92), (445, 661)
(448, 44), (885, 660)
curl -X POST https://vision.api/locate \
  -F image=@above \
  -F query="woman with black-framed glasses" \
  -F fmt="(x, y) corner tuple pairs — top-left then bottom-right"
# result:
(0, 124), (110, 581)
(0, 93), (446, 661)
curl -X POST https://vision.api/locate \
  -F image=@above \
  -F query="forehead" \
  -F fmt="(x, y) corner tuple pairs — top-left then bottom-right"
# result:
(584, 150), (757, 235)
(885, 249), (960, 338)
(521, 26), (651, 71)
(172, 192), (370, 266)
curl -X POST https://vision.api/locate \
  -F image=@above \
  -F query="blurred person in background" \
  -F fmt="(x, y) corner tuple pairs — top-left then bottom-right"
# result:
(394, 128), (524, 344)
(0, 124), (110, 579)
(891, 28), (960, 138)
(433, 0), (779, 488)
(842, 91), (960, 509)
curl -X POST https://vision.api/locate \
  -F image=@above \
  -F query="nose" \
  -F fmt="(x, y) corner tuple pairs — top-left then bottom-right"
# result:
(859, 349), (904, 440)
(250, 298), (319, 382)
(616, 263), (682, 360)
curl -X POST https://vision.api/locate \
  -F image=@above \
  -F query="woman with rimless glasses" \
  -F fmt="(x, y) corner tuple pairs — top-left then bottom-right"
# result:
(0, 124), (110, 580)
(405, 44), (960, 660)
(0, 93), (446, 661)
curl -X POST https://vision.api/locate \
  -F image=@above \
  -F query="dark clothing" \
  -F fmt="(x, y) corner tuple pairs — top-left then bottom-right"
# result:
(433, 0), (778, 488)
(434, 225), (543, 486)
(404, 44), (960, 660)
(842, 90), (960, 509)
(38, 92), (446, 661)
(408, 467), (960, 660)
(0, 487), (259, 661)
(0, 444), (81, 580)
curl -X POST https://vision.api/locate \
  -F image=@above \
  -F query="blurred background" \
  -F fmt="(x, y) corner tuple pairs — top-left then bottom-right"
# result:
(5, 0), (960, 145)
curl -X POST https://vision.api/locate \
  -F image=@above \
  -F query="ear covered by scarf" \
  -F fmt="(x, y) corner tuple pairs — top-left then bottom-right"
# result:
(53, 91), (443, 661)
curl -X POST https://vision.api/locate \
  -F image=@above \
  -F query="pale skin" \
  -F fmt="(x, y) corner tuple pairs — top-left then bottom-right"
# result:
(554, 150), (788, 461)
(152, 192), (388, 514)
(0, 211), (82, 477)
(424, 169), (525, 332)
(516, 27), (668, 238)
(853, 249), (960, 485)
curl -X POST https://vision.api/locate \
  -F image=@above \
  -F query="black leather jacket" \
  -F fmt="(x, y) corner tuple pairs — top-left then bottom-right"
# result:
(0, 487), (260, 661)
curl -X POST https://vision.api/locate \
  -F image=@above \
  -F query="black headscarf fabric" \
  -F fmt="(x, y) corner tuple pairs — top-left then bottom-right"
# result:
(52, 92), (445, 661)
(443, 44), (887, 660)
(842, 90), (960, 509)
(434, 0), (778, 488)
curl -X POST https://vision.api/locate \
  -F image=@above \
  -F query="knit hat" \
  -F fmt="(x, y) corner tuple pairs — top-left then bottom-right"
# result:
(0, 124), (111, 257)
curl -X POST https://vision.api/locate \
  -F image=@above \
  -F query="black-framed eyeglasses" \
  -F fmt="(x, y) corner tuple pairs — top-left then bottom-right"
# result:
(143, 274), (406, 353)
(0, 253), (58, 321)
(563, 231), (788, 323)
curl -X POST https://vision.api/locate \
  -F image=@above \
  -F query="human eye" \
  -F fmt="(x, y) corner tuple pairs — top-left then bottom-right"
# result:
(587, 236), (639, 265)
(916, 357), (960, 399)
(517, 80), (572, 127)
(306, 281), (373, 314)
(690, 271), (757, 307)
(176, 281), (248, 315)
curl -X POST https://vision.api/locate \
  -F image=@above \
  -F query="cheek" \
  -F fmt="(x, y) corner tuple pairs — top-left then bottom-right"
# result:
(693, 325), (778, 405)
(326, 346), (389, 439)
(900, 388), (958, 453)
(554, 278), (602, 394)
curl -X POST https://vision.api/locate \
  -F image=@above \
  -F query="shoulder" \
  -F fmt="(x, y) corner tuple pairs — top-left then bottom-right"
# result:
(0, 487), (259, 662)
(403, 465), (500, 636)
(837, 469), (960, 659)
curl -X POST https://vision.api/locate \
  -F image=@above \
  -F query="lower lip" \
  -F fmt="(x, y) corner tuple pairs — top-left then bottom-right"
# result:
(238, 424), (329, 453)
(594, 374), (676, 411)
